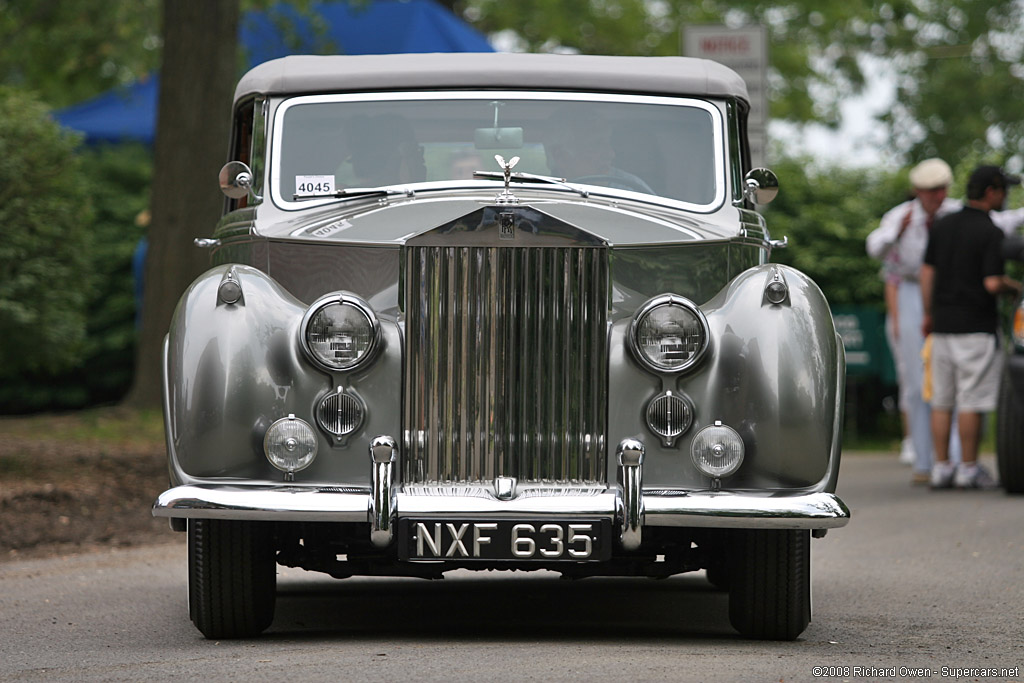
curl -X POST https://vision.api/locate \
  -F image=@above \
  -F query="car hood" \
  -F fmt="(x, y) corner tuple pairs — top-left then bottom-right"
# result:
(260, 189), (743, 247)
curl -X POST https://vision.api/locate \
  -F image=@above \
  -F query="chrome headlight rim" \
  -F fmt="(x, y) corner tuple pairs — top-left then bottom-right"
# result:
(299, 291), (381, 372)
(628, 294), (710, 375)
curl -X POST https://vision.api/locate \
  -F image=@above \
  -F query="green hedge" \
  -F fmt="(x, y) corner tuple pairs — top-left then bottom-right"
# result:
(765, 157), (909, 309)
(0, 87), (93, 404)
(0, 88), (150, 413)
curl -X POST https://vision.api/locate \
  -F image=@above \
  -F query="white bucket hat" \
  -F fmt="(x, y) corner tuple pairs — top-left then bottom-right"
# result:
(909, 158), (953, 190)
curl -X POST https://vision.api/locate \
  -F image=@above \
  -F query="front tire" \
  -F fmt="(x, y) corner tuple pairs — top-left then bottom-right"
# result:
(728, 529), (811, 640)
(188, 519), (277, 639)
(996, 366), (1024, 494)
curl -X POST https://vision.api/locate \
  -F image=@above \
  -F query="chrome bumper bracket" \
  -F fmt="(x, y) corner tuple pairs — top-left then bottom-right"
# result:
(370, 435), (398, 548)
(617, 438), (645, 551)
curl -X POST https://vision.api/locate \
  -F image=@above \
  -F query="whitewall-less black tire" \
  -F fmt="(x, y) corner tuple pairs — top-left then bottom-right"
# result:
(188, 519), (277, 639)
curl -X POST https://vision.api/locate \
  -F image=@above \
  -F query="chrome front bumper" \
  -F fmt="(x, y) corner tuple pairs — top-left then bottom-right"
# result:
(153, 435), (850, 550)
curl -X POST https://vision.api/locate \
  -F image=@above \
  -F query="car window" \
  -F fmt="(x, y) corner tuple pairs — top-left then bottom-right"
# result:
(273, 93), (723, 209)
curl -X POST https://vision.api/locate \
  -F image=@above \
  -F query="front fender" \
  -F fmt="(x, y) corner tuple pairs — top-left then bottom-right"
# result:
(608, 264), (844, 493)
(162, 264), (401, 487)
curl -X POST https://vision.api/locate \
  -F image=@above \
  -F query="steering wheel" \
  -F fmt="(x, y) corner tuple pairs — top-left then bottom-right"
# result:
(571, 174), (650, 193)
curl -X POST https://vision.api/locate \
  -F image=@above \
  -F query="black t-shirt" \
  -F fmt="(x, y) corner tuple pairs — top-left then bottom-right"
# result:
(923, 206), (1005, 334)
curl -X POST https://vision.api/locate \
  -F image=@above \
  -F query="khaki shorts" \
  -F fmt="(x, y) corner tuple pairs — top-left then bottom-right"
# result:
(929, 333), (1002, 412)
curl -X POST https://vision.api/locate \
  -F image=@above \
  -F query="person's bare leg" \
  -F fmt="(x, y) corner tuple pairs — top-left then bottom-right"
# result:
(956, 411), (982, 466)
(931, 409), (953, 464)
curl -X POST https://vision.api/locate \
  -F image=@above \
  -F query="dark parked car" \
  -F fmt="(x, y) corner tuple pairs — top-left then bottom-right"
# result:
(153, 53), (850, 641)
(997, 234), (1024, 493)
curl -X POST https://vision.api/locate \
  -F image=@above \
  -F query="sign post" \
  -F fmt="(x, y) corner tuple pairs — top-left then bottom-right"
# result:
(683, 25), (768, 168)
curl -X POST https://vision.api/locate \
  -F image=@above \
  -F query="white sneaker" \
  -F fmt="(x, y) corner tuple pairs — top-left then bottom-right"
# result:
(930, 462), (956, 489)
(954, 464), (998, 490)
(899, 438), (915, 466)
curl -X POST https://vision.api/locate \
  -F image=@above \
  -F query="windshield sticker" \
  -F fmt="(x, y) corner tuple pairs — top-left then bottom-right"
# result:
(295, 175), (336, 196)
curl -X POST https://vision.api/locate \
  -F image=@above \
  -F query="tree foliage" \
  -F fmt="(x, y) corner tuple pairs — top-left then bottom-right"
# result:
(0, 87), (93, 379)
(0, 144), (152, 413)
(0, 0), (161, 108)
(453, 0), (1024, 164)
(765, 158), (908, 308)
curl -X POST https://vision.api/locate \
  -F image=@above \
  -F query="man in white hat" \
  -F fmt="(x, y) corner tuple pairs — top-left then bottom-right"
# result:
(868, 159), (960, 483)
(867, 158), (1024, 483)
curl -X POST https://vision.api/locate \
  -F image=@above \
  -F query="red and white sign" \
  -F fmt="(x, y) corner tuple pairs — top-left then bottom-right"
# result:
(683, 25), (768, 166)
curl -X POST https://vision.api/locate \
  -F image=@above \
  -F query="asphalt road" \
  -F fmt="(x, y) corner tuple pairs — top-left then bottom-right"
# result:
(1, 453), (1022, 682)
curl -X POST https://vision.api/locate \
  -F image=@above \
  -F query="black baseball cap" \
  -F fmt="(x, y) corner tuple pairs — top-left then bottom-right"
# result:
(967, 165), (1021, 195)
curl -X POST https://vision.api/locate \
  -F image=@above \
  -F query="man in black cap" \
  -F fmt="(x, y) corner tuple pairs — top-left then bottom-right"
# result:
(920, 165), (1023, 489)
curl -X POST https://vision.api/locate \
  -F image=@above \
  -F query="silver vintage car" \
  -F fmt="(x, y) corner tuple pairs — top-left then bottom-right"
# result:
(154, 53), (850, 641)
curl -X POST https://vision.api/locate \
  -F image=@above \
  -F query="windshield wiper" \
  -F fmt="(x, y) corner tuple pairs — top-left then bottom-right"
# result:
(292, 187), (414, 202)
(472, 170), (590, 197)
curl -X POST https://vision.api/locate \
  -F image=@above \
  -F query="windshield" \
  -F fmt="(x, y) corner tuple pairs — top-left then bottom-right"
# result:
(271, 92), (725, 210)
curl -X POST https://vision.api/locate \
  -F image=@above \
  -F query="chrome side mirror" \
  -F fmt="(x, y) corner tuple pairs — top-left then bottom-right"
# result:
(219, 161), (259, 200)
(743, 168), (779, 205)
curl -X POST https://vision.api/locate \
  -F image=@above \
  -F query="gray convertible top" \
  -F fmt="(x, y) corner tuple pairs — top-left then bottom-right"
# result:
(235, 53), (749, 104)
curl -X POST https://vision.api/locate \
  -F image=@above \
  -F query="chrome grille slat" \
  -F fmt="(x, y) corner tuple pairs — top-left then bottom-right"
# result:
(405, 244), (607, 486)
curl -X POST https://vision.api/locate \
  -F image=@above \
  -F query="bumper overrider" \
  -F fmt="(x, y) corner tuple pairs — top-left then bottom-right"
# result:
(153, 436), (850, 554)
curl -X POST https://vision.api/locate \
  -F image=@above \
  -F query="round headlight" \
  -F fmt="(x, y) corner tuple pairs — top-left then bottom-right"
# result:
(629, 295), (709, 373)
(690, 421), (744, 479)
(301, 293), (380, 371)
(264, 415), (318, 474)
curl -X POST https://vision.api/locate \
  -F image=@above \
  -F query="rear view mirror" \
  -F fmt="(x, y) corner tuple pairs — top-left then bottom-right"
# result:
(219, 161), (257, 200)
(474, 127), (523, 150)
(743, 168), (779, 205)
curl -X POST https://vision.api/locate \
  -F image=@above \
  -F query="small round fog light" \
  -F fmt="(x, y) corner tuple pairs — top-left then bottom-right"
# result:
(264, 414), (318, 474)
(690, 421), (744, 478)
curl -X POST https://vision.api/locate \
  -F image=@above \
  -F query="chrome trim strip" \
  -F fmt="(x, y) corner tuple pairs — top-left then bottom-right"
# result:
(154, 486), (849, 530)
(617, 439), (644, 551)
(270, 90), (727, 213)
(370, 435), (398, 547)
(396, 489), (618, 517)
(643, 492), (850, 529)
(152, 485), (371, 521)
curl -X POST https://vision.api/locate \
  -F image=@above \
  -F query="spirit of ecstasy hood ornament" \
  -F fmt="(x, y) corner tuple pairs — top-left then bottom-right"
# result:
(494, 154), (520, 204)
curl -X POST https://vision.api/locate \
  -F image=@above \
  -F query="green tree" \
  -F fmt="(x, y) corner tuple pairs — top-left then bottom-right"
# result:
(451, 0), (1024, 164)
(764, 157), (908, 308)
(0, 87), (93, 379)
(0, 144), (152, 413)
(0, 0), (161, 108)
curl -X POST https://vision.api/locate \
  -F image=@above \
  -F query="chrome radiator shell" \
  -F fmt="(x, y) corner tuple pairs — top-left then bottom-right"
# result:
(402, 208), (609, 486)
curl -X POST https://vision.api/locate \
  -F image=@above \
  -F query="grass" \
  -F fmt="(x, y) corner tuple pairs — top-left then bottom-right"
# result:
(0, 406), (165, 448)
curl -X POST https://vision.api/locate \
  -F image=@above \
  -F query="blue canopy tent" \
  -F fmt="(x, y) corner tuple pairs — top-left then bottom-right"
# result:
(54, 0), (493, 144)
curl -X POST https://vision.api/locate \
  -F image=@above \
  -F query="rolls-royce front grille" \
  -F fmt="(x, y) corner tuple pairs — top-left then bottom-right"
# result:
(404, 245), (608, 485)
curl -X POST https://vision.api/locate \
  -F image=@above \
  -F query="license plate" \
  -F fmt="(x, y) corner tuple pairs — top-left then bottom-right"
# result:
(398, 519), (611, 562)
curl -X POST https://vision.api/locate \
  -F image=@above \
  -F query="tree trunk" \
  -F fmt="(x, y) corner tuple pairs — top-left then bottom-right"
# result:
(128, 0), (240, 408)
